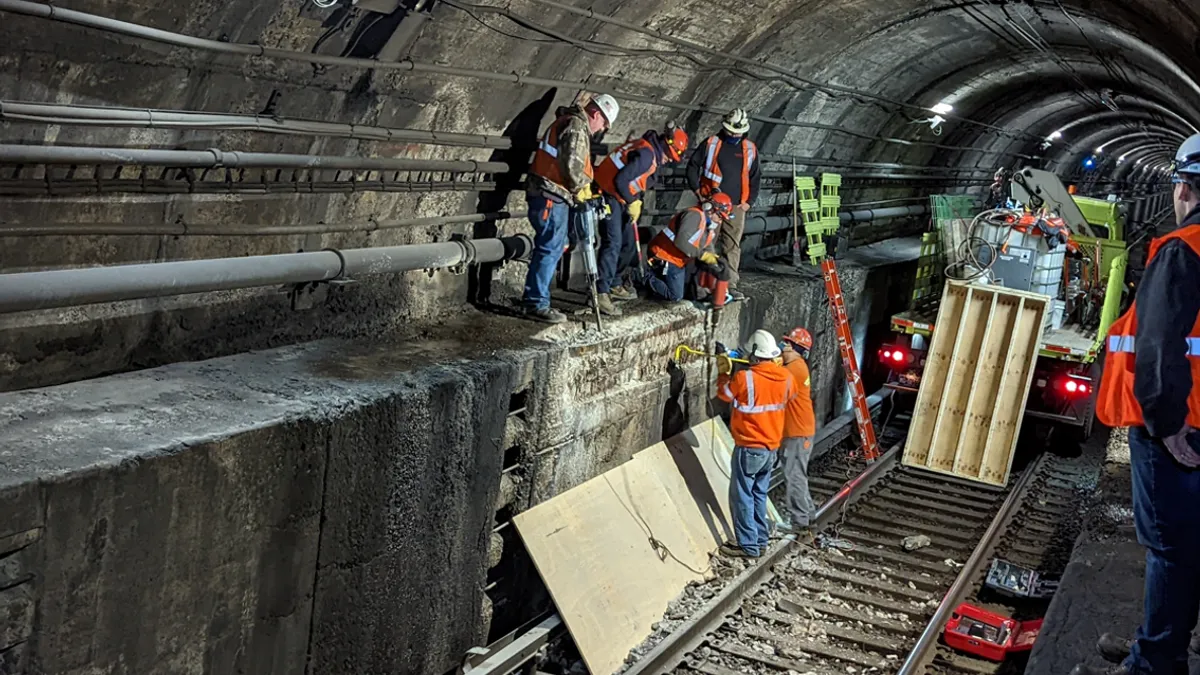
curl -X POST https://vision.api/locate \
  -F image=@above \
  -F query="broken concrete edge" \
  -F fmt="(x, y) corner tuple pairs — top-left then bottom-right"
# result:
(0, 235), (922, 674)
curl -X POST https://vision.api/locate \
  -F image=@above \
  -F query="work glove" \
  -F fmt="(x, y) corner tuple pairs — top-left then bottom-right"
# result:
(1164, 425), (1200, 468)
(699, 251), (720, 265)
(716, 354), (733, 376)
(575, 184), (595, 203)
(627, 199), (643, 224)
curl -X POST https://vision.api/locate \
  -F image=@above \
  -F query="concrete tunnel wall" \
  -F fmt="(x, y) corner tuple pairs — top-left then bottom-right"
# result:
(5, 0), (1190, 391)
(0, 240), (917, 675)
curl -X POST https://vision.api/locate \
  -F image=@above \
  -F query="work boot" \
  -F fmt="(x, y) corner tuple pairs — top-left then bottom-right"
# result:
(727, 288), (746, 302)
(1098, 632), (1200, 663)
(1096, 633), (1132, 663)
(719, 542), (757, 558)
(610, 285), (637, 302)
(593, 293), (623, 316)
(1070, 663), (1132, 675)
(524, 306), (567, 324)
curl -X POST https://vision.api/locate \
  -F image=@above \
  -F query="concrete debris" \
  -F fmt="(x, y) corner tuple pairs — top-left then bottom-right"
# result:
(901, 534), (931, 551)
(944, 558), (963, 568)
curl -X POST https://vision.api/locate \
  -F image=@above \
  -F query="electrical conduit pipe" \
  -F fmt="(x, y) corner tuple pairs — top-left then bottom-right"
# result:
(743, 204), (929, 236)
(0, 144), (509, 174)
(0, 235), (532, 314)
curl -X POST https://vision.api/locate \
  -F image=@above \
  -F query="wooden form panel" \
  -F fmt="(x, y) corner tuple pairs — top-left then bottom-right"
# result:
(902, 281), (1048, 486)
(514, 419), (780, 675)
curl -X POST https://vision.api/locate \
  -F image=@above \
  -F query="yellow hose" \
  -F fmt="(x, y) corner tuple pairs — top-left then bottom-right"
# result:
(673, 344), (749, 364)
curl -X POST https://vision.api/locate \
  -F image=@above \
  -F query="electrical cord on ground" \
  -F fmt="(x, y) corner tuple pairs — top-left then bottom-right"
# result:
(603, 473), (713, 576)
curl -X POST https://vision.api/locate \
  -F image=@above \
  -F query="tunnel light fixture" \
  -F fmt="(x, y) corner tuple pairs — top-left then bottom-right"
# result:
(930, 102), (954, 115)
(1048, 130), (1064, 141)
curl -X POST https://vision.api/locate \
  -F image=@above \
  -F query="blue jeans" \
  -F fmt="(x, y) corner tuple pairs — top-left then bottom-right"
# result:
(597, 194), (635, 293)
(645, 261), (688, 301)
(522, 193), (570, 310)
(1125, 426), (1200, 675)
(729, 446), (775, 556)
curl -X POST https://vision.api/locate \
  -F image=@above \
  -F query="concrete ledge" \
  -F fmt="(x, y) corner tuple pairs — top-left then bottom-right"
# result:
(0, 237), (921, 674)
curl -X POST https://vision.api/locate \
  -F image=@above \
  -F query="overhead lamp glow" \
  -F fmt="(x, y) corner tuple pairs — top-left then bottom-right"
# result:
(1095, 147), (1104, 154)
(1048, 130), (1064, 141)
(930, 102), (954, 115)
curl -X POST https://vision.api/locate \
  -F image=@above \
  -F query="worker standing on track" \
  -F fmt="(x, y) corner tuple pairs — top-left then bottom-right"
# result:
(644, 194), (733, 302)
(779, 327), (817, 535)
(521, 94), (620, 324)
(685, 109), (761, 299)
(593, 125), (690, 314)
(716, 330), (796, 558)
(1076, 134), (1200, 675)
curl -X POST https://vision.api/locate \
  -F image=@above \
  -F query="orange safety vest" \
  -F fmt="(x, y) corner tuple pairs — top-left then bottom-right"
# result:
(1096, 224), (1200, 428)
(594, 138), (656, 204)
(647, 206), (716, 268)
(529, 114), (593, 191)
(698, 136), (757, 204)
(719, 362), (795, 450)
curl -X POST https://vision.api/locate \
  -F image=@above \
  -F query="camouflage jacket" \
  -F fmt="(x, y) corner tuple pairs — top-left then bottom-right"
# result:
(527, 105), (593, 203)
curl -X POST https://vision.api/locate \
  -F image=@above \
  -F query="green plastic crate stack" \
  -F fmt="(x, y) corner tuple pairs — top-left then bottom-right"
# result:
(795, 175), (825, 261)
(814, 173), (842, 264)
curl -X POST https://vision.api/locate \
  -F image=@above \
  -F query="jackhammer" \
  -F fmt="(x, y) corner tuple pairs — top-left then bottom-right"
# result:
(575, 195), (609, 331)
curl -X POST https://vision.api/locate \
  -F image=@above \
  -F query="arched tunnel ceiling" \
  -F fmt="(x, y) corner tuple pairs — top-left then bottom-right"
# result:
(2, 0), (1198, 232)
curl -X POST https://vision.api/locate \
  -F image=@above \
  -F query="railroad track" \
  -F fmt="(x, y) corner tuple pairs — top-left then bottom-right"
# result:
(625, 442), (1086, 675)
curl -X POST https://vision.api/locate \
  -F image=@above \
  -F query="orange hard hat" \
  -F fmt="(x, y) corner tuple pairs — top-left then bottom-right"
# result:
(704, 192), (734, 221)
(663, 127), (689, 162)
(784, 327), (813, 350)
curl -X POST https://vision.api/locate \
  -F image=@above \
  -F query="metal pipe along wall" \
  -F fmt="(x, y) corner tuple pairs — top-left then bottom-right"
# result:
(0, 144), (509, 174)
(0, 235), (533, 314)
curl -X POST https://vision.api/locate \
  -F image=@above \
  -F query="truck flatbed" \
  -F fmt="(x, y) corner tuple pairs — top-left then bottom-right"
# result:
(891, 309), (1098, 362)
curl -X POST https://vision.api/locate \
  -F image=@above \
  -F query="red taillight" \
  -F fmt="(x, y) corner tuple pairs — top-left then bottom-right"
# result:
(893, 350), (905, 363)
(881, 347), (908, 368)
(1059, 377), (1091, 398)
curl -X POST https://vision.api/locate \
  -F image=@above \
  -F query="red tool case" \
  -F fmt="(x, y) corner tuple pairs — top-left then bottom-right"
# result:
(943, 603), (1043, 661)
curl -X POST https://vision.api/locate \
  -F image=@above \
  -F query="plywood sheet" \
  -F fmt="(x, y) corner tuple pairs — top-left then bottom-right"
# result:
(514, 418), (779, 675)
(903, 282), (1048, 486)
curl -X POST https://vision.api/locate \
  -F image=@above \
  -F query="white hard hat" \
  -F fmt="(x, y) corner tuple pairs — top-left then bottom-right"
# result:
(590, 94), (620, 126)
(1175, 133), (1200, 175)
(745, 329), (782, 360)
(722, 108), (750, 135)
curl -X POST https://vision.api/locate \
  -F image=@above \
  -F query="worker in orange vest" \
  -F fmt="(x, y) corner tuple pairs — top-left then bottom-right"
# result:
(644, 194), (732, 302)
(717, 330), (796, 558)
(1078, 134), (1200, 675)
(685, 109), (761, 299)
(593, 126), (690, 315)
(521, 94), (620, 324)
(779, 327), (817, 535)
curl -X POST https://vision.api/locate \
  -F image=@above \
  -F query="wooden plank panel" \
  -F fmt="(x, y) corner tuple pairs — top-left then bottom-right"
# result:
(926, 287), (990, 473)
(903, 283), (968, 468)
(952, 294), (1017, 478)
(981, 297), (1047, 485)
(514, 418), (776, 675)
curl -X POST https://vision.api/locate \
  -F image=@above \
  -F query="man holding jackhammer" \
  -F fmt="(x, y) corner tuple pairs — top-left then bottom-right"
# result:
(593, 125), (690, 315)
(521, 94), (620, 324)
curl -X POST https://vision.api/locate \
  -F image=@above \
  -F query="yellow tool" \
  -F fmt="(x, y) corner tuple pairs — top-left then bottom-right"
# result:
(672, 344), (749, 365)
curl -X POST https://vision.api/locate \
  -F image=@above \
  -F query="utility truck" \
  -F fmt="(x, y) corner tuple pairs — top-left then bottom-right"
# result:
(883, 168), (1129, 440)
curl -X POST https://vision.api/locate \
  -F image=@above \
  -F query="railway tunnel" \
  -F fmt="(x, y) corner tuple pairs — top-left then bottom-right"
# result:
(0, 0), (1193, 673)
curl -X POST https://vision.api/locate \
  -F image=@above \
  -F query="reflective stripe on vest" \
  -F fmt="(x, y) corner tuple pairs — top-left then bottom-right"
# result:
(1096, 223), (1200, 428)
(700, 136), (756, 202)
(595, 138), (656, 202)
(727, 370), (792, 414)
(529, 114), (592, 191)
(1108, 335), (1200, 356)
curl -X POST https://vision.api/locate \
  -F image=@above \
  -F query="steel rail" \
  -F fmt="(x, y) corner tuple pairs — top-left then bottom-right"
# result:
(895, 453), (1049, 675)
(623, 443), (902, 675)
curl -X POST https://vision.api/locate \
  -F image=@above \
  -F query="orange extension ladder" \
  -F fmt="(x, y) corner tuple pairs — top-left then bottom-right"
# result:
(799, 172), (880, 461)
(820, 258), (880, 460)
